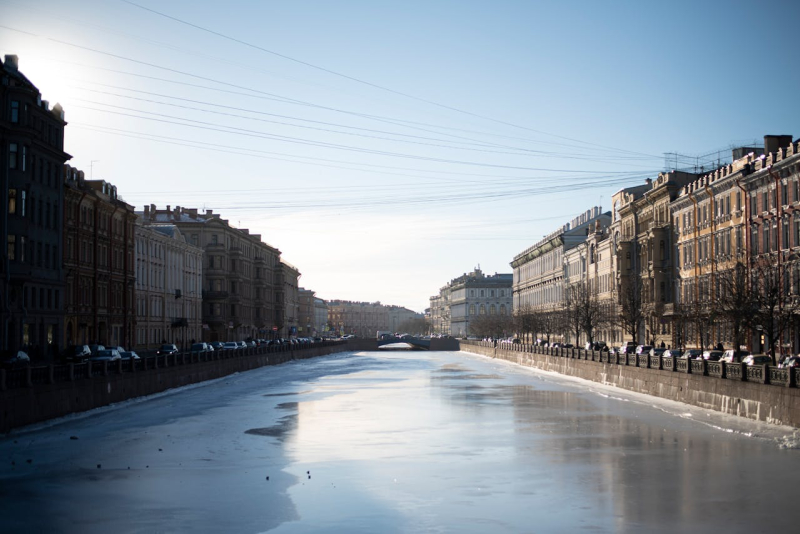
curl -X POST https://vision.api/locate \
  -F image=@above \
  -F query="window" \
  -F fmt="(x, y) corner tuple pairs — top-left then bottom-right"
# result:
(469, 304), (475, 315)
(21, 146), (26, 172)
(19, 236), (25, 263)
(9, 143), (18, 169)
(490, 304), (496, 315)
(10, 101), (19, 123)
(7, 235), (15, 260)
(8, 189), (16, 214)
(20, 190), (25, 216)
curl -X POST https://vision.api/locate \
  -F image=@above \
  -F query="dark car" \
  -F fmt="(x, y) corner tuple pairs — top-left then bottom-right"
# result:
(2, 350), (30, 369)
(61, 344), (92, 363)
(210, 341), (224, 351)
(190, 342), (213, 353)
(88, 344), (106, 356)
(156, 344), (179, 356)
(119, 351), (140, 361)
(89, 349), (121, 362)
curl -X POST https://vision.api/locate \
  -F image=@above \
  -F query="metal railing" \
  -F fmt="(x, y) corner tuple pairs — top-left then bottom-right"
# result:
(458, 339), (798, 389)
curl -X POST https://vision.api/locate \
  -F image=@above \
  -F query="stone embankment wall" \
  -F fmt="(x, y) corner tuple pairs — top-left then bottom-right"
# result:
(0, 342), (349, 433)
(460, 341), (800, 428)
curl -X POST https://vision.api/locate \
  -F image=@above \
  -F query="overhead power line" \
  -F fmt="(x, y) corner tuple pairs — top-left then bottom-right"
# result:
(119, 0), (661, 160)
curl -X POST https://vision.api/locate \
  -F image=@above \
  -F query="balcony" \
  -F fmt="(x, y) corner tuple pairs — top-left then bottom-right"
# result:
(229, 246), (242, 258)
(202, 290), (229, 300)
(171, 317), (188, 328)
(205, 243), (225, 252)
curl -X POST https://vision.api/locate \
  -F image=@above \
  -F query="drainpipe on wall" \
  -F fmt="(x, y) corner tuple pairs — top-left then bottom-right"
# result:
(688, 191), (699, 348)
(734, 178), (752, 352)
(704, 184), (717, 346)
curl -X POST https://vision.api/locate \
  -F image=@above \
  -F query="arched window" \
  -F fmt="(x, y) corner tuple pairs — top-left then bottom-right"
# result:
(479, 304), (486, 315)
(490, 304), (496, 315)
(500, 304), (507, 315)
(469, 304), (475, 315)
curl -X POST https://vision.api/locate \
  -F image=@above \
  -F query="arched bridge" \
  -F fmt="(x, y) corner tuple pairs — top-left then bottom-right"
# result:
(377, 336), (431, 350)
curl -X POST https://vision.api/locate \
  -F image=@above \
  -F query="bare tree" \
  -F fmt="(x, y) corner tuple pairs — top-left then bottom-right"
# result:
(513, 304), (539, 343)
(714, 261), (756, 351)
(564, 282), (606, 347)
(750, 256), (800, 363)
(618, 276), (644, 344)
(536, 309), (562, 345)
(469, 313), (513, 339)
(645, 301), (665, 346)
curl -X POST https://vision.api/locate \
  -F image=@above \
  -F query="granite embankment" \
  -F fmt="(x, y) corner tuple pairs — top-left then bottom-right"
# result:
(460, 340), (800, 428)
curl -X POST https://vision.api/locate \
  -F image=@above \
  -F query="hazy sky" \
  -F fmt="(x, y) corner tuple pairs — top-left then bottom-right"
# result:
(2, 0), (798, 312)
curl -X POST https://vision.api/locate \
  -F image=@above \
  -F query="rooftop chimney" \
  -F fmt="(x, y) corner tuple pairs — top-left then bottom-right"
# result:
(4, 54), (18, 71)
(144, 205), (150, 217)
(764, 135), (793, 156)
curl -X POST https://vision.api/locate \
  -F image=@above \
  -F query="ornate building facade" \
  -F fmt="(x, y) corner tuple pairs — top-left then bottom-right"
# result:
(63, 167), (136, 350)
(2, 55), (70, 360)
(134, 218), (203, 350)
(141, 205), (281, 342)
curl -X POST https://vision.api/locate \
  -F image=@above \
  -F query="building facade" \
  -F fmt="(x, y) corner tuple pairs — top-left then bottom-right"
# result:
(278, 261), (300, 337)
(430, 268), (512, 337)
(1, 55), (70, 360)
(63, 167), (137, 350)
(141, 205), (281, 342)
(134, 218), (203, 351)
(512, 208), (610, 323)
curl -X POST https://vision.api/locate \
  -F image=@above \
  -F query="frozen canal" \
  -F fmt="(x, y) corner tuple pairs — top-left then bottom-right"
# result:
(1, 350), (799, 533)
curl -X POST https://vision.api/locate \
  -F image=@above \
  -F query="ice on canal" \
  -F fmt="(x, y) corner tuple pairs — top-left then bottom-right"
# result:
(1, 350), (798, 533)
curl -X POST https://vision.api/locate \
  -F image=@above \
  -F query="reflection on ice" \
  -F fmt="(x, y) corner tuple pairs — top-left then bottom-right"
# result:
(0, 350), (798, 533)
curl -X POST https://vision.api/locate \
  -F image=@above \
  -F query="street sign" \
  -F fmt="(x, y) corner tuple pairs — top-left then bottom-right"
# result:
(272, 326), (278, 331)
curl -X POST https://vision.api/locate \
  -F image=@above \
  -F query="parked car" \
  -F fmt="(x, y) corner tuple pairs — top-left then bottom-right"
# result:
(210, 341), (224, 350)
(191, 342), (213, 353)
(156, 344), (179, 356)
(663, 349), (683, 358)
(88, 344), (106, 356)
(636, 345), (653, 355)
(221, 342), (239, 350)
(61, 344), (92, 363)
(119, 351), (140, 361)
(2, 350), (30, 369)
(743, 354), (772, 366)
(586, 341), (608, 351)
(780, 356), (800, 368)
(720, 350), (750, 363)
(702, 350), (724, 361)
(649, 347), (666, 357)
(245, 340), (256, 348)
(89, 349), (121, 362)
(106, 346), (126, 354)
(682, 349), (703, 359)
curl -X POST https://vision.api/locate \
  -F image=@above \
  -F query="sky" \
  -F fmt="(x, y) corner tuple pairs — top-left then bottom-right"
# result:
(2, 0), (798, 312)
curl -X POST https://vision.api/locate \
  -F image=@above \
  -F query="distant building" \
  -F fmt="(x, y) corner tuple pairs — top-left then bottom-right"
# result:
(140, 205), (280, 342)
(430, 268), (513, 337)
(387, 305), (424, 333)
(313, 297), (328, 337)
(134, 217), (203, 351)
(278, 261), (300, 338)
(63, 167), (136, 350)
(327, 300), (389, 338)
(512, 207), (610, 317)
(1, 55), (71, 360)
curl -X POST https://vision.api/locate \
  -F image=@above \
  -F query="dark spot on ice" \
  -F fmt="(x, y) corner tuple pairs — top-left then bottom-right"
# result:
(146, 465), (149, 468)
(26, 459), (32, 464)
(97, 464), (101, 469)
(276, 402), (298, 410)
(262, 391), (305, 398)
(70, 436), (79, 440)
(245, 414), (297, 439)
(266, 476), (270, 481)
(159, 448), (162, 452)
